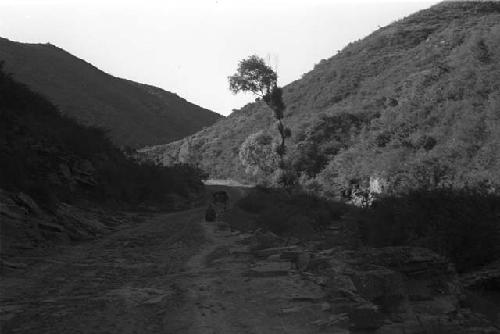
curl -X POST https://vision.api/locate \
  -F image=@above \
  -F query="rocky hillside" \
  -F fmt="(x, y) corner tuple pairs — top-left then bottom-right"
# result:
(140, 2), (500, 195)
(0, 37), (221, 148)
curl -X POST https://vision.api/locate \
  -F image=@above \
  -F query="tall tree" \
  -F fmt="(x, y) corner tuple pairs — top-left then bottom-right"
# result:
(229, 55), (290, 168)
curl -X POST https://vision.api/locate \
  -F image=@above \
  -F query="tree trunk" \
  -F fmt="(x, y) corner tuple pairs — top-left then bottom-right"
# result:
(278, 119), (286, 168)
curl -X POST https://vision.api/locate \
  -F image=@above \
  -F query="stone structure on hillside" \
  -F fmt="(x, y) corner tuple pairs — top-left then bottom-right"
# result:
(369, 175), (389, 195)
(348, 175), (389, 207)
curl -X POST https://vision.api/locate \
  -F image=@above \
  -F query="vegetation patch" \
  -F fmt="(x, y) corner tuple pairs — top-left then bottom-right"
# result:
(144, 2), (500, 199)
(356, 188), (500, 272)
(234, 187), (348, 239)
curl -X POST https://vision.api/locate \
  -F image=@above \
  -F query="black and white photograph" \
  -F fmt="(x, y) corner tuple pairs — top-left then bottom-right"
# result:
(1, 0), (499, 332)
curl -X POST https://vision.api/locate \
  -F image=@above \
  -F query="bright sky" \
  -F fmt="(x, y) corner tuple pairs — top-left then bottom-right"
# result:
(0, 0), (437, 116)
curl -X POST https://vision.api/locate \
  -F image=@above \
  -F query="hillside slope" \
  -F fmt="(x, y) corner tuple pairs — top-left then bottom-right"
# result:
(0, 61), (205, 212)
(141, 1), (500, 195)
(0, 60), (208, 255)
(0, 37), (221, 148)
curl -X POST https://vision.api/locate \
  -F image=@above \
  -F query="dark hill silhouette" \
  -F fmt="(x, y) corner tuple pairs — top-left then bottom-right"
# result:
(0, 62), (205, 211)
(0, 37), (222, 148)
(140, 1), (500, 194)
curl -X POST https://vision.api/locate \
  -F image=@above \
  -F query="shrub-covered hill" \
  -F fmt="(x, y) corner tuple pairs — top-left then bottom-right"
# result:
(140, 2), (500, 195)
(0, 62), (205, 211)
(0, 37), (222, 148)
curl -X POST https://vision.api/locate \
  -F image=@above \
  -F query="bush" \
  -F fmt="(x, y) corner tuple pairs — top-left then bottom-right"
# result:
(236, 187), (348, 238)
(236, 185), (276, 213)
(358, 188), (500, 272)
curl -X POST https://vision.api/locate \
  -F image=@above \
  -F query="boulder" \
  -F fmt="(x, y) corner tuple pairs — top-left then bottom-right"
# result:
(265, 254), (282, 262)
(306, 256), (335, 273)
(348, 303), (384, 330)
(244, 262), (290, 277)
(15, 192), (43, 216)
(0, 195), (28, 220)
(411, 295), (459, 315)
(325, 273), (358, 299)
(296, 252), (312, 272)
(376, 318), (463, 334)
(316, 246), (467, 330)
(254, 246), (298, 258)
(56, 203), (107, 239)
(58, 163), (72, 180)
(47, 172), (62, 185)
(348, 268), (406, 312)
(59, 222), (93, 241)
(249, 230), (283, 251)
(72, 159), (95, 176)
(74, 175), (98, 186)
(358, 247), (453, 279)
(355, 247), (462, 302)
(0, 258), (28, 269)
(461, 260), (500, 290)
(38, 221), (64, 233)
(280, 250), (302, 260)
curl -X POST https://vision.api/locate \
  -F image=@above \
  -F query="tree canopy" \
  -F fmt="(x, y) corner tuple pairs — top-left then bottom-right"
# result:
(229, 55), (277, 97)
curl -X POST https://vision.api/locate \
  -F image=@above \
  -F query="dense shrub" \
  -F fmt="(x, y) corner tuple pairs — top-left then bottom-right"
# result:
(236, 186), (278, 213)
(357, 188), (500, 272)
(290, 113), (364, 177)
(238, 131), (279, 178)
(236, 187), (347, 238)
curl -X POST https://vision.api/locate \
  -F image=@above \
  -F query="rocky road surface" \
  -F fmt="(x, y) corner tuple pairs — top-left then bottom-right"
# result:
(162, 221), (332, 334)
(2, 184), (499, 333)
(0, 185), (334, 334)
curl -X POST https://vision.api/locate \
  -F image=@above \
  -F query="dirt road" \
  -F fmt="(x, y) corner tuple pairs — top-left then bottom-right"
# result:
(1, 186), (333, 334)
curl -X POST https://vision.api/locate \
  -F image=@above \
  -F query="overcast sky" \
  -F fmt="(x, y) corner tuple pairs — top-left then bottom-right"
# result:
(0, 0), (437, 116)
